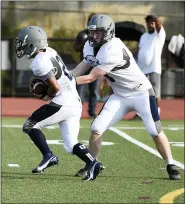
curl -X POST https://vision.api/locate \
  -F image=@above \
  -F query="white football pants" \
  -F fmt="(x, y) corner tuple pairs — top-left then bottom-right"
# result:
(91, 91), (160, 137)
(33, 104), (82, 153)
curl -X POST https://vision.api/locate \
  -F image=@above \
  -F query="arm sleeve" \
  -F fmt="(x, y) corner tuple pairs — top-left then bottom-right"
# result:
(70, 61), (92, 77)
(39, 70), (55, 81)
(32, 55), (53, 77)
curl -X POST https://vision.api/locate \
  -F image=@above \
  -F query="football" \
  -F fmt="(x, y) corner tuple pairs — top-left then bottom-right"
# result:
(33, 81), (48, 95)
(29, 77), (48, 97)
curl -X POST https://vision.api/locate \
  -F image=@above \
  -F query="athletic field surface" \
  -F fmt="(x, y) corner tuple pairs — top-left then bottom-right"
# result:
(2, 118), (184, 203)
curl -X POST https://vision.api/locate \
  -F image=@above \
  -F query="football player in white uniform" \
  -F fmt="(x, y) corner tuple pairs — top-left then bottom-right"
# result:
(72, 14), (180, 180)
(15, 26), (102, 181)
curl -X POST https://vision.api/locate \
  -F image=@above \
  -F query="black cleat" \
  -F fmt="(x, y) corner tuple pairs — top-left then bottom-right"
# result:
(75, 162), (105, 177)
(167, 164), (181, 180)
(32, 155), (59, 174)
(75, 167), (88, 177)
(82, 160), (102, 181)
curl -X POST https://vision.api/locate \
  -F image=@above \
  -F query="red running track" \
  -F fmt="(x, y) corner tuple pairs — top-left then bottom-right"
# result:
(2, 97), (184, 120)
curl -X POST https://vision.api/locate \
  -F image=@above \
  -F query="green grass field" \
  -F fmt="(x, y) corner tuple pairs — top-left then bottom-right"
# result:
(2, 118), (184, 203)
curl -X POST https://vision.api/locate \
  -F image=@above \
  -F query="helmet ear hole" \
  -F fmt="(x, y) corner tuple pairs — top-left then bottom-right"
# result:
(30, 44), (33, 48)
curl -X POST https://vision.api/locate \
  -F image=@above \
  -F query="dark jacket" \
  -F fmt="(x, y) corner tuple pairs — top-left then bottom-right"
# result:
(74, 29), (88, 61)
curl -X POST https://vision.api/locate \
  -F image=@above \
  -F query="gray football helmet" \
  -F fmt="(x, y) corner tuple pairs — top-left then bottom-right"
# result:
(87, 14), (115, 45)
(15, 26), (48, 58)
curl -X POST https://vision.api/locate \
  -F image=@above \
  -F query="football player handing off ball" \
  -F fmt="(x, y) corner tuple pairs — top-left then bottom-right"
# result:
(73, 14), (180, 180)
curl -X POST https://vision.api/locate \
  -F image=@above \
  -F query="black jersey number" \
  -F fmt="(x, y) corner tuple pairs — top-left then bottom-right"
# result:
(112, 48), (130, 71)
(50, 55), (73, 81)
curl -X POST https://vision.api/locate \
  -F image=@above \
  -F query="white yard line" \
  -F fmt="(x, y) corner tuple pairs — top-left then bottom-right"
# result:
(109, 127), (184, 170)
(8, 164), (20, 167)
(1, 124), (184, 130)
(114, 127), (184, 130)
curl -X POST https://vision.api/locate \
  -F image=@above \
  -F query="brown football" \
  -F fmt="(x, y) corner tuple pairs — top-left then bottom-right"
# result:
(33, 81), (48, 95)
(29, 77), (48, 96)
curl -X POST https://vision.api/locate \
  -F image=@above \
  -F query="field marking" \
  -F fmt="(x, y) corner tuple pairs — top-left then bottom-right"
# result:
(159, 188), (184, 204)
(169, 142), (184, 147)
(159, 167), (181, 170)
(8, 164), (20, 167)
(116, 127), (184, 130)
(45, 140), (114, 146)
(109, 127), (184, 170)
(2, 124), (184, 167)
(1, 124), (184, 130)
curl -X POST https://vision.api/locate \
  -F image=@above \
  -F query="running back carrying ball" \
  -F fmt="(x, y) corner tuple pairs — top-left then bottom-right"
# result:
(29, 76), (48, 98)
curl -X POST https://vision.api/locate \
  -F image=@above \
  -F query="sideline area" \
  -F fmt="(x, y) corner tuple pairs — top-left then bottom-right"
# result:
(2, 97), (184, 120)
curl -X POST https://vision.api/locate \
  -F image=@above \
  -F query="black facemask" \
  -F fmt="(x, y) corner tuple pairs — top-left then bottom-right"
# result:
(15, 37), (26, 58)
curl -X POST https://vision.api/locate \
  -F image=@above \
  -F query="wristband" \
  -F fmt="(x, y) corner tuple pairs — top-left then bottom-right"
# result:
(42, 95), (54, 101)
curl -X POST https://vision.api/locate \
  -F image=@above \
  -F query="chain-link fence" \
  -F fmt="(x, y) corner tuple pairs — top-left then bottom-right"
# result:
(1, 37), (184, 98)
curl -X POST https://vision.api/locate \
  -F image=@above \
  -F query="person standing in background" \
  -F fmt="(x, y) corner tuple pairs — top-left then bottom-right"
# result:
(74, 12), (99, 118)
(137, 15), (166, 116)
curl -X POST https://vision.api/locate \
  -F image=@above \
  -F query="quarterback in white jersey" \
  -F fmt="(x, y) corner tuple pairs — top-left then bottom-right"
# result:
(15, 26), (102, 181)
(73, 14), (180, 180)
(83, 36), (152, 97)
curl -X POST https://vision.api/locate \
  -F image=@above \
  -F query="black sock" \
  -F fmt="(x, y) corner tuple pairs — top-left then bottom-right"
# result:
(73, 143), (95, 165)
(28, 128), (51, 157)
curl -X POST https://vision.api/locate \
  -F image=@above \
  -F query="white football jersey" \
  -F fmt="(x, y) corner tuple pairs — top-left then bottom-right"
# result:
(83, 38), (152, 97)
(30, 47), (81, 107)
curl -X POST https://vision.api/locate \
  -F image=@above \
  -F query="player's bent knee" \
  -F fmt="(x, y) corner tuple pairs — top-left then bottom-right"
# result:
(63, 142), (76, 154)
(150, 133), (158, 138)
(91, 127), (103, 135)
(22, 118), (37, 134)
(146, 120), (163, 138)
(91, 120), (104, 135)
(148, 129), (159, 137)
